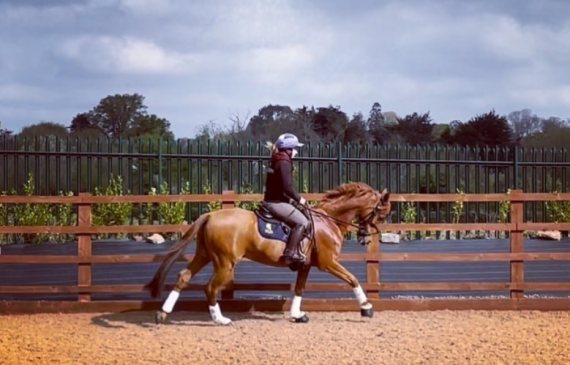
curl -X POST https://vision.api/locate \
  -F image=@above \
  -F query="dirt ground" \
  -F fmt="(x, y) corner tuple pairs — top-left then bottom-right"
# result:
(1, 310), (569, 365)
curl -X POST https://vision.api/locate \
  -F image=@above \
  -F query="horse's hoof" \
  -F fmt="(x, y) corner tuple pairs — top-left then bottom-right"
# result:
(155, 310), (167, 324)
(360, 306), (374, 318)
(291, 314), (309, 323)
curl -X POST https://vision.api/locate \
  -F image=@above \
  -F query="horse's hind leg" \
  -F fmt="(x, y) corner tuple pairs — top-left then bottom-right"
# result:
(157, 251), (210, 323)
(206, 259), (235, 325)
(323, 260), (374, 318)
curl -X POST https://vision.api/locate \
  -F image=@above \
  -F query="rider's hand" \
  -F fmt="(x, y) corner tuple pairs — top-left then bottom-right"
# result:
(299, 197), (307, 206)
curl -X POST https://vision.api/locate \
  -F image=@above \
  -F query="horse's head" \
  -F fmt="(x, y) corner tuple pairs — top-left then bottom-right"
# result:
(356, 188), (391, 245)
(318, 183), (392, 243)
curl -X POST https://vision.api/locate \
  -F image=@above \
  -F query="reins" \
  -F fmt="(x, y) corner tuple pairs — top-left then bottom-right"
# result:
(298, 200), (383, 243)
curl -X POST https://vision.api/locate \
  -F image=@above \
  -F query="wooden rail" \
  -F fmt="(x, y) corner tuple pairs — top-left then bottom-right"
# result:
(1, 190), (570, 313)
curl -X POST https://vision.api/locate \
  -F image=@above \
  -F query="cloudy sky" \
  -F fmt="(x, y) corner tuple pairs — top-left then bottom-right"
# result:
(1, 0), (569, 138)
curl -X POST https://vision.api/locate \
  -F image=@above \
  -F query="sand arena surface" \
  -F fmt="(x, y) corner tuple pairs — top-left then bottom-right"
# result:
(1, 310), (569, 365)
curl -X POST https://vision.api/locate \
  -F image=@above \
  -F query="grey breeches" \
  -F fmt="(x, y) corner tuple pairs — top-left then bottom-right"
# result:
(263, 202), (310, 230)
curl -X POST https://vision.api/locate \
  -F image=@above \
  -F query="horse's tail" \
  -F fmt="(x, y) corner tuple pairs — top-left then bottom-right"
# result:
(145, 213), (210, 299)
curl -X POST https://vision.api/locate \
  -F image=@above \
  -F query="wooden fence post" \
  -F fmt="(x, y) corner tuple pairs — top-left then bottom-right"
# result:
(77, 193), (92, 303)
(366, 234), (380, 298)
(509, 190), (524, 300)
(221, 190), (235, 300)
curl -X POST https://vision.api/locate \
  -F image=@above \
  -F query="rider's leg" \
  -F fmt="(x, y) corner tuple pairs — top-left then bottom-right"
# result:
(283, 224), (306, 263)
(264, 202), (310, 263)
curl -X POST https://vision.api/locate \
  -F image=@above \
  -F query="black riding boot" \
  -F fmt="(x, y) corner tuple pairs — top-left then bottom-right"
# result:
(282, 225), (306, 265)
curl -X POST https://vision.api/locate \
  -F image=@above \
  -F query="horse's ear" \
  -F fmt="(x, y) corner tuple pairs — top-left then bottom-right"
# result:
(380, 189), (390, 204)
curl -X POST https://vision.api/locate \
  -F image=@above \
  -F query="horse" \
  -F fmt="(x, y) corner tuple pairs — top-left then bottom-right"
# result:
(146, 182), (391, 325)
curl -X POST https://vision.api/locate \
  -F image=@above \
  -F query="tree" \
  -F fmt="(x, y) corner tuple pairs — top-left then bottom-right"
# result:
(246, 105), (295, 140)
(69, 112), (105, 138)
(0, 121), (12, 137)
(19, 122), (69, 139)
(291, 106), (319, 143)
(344, 113), (369, 144)
(124, 114), (174, 139)
(312, 105), (348, 142)
(389, 112), (434, 145)
(450, 110), (513, 147)
(508, 109), (542, 143)
(367, 102), (387, 143)
(90, 93), (147, 138)
(71, 93), (174, 139)
(523, 117), (570, 148)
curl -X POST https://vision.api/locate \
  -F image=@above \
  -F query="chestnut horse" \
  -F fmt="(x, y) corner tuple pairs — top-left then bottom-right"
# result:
(146, 182), (391, 325)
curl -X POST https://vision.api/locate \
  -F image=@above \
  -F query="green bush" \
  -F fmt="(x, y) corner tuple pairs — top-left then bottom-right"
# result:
(498, 189), (511, 224)
(0, 191), (10, 245)
(92, 175), (132, 239)
(203, 183), (221, 212)
(235, 183), (260, 211)
(401, 200), (418, 240)
(546, 197), (570, 224)
(13, 174), (51, 244)
(53, 191), (77, 243)
(144, 181), (190, 239)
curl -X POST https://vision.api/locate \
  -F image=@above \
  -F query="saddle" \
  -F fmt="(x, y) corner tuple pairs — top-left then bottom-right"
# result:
(254, 204), (291, 243)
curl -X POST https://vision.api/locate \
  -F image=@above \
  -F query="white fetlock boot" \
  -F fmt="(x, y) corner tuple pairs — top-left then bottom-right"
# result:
(209, 303), (232, 325)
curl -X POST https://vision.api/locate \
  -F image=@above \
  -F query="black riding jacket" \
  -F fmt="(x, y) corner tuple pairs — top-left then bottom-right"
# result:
(263, 151), (301, 203)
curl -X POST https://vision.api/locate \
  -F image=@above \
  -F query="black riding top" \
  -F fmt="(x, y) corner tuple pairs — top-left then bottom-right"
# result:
(263, 151), (301, 203)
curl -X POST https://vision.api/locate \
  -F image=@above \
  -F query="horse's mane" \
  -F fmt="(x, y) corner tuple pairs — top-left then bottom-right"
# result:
(318, 182), (376, 210)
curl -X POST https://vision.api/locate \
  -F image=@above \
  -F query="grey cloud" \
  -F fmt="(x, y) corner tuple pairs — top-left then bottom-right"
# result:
(1, 0), (569, 136)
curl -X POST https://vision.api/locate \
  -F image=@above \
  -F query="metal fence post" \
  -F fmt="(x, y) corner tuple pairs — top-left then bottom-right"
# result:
(158, 138), (163, 190)
(513, 146), (520, 190)
(337, 141), (343, 186)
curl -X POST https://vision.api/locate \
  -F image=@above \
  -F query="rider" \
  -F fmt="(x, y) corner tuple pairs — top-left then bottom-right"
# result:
(263, 133), (310, 265)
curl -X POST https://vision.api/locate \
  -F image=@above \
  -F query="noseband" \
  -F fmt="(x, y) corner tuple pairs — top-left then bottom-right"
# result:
(356, 198), (383, 246)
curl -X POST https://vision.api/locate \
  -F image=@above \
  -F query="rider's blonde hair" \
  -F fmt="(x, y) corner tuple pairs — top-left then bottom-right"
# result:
(265, 140), (278, 154)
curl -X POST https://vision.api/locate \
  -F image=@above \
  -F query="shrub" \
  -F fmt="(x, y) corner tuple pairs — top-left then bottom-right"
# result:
(401, 201), (417, 240)
(235, 183), (260, 211)
(13, 174), (51, 244)
(546, 195), (570, 224)
(203, 183), (221, 212)
(144, 181), (190, 239)
(52, 191), (76, 243)
(92, 175), (132, 239)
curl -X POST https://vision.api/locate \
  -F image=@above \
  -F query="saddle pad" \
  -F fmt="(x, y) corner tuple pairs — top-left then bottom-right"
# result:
(256, 217), (290, 243)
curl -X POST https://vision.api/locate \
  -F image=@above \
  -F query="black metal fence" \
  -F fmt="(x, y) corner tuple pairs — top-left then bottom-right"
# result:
(1, 136), (569, 224)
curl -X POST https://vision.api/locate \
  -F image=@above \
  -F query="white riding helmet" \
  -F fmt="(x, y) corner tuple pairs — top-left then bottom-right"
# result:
(275, 133), (304, 150)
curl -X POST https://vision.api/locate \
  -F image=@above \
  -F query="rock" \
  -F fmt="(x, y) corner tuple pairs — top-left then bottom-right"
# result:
(536, 230), (561, 241)
(147, 233), (166, 244)
(381, 233), (400, 244)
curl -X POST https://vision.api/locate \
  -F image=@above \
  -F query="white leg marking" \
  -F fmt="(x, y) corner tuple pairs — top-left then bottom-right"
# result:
(162, 290), (180, 313)
(353, 285), (372, 309)
(290, 295), (305, 319)
(209, 303), (232, 325)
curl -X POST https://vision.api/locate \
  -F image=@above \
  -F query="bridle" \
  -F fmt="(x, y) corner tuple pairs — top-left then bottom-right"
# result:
(300, 193), (387, 246)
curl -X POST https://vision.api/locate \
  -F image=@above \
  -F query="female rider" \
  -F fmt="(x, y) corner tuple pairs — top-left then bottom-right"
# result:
(263, 133), (310, 266)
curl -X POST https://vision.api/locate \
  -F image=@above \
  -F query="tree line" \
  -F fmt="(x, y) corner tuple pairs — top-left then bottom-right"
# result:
(1, 93), (569, 148)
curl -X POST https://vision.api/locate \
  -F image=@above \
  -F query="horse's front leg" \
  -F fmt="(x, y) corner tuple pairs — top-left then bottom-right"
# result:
(290, 265), (311, 323)
(322, 260), (374, 318)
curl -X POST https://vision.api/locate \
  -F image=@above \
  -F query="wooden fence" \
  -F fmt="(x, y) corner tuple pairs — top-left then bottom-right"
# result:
(1, 190), (570, 314)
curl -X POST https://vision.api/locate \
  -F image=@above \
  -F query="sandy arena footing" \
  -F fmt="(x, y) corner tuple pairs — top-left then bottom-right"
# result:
(1, 310), (569, 364)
